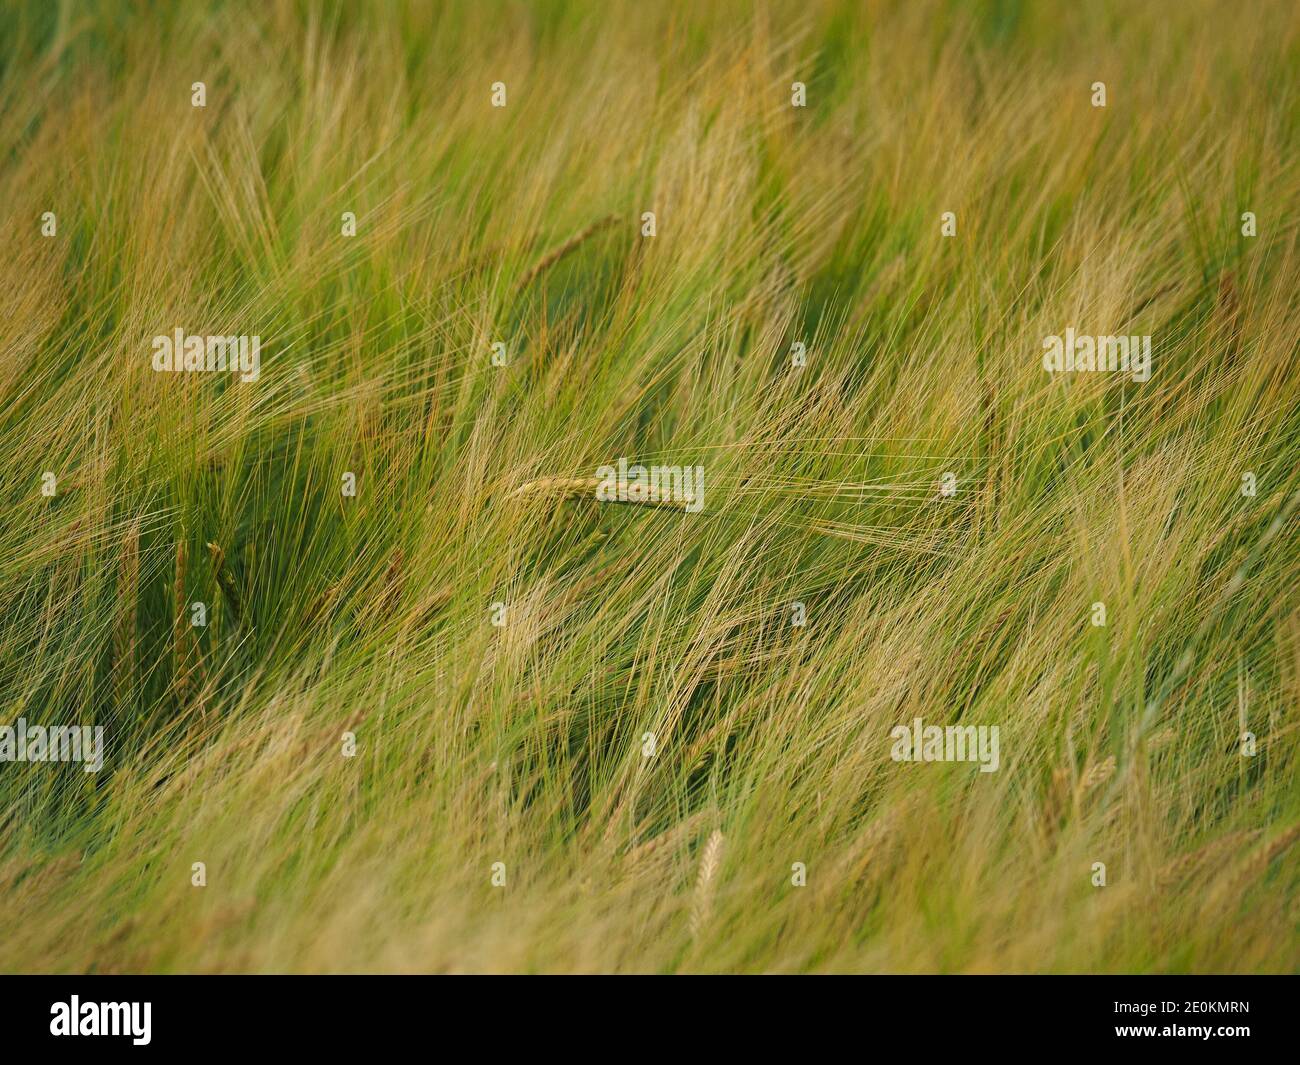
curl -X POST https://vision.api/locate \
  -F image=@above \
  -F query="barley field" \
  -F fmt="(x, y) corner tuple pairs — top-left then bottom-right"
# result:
(1, 0), (1298, 974)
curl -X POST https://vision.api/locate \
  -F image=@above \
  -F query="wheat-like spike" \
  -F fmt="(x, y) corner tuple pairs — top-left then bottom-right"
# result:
(510, 476), (601, 501)
(1147, 727), (1176, 750)
(304, 582), (341, 625)
(510, 476), (699, 511)
(1231, 824), (1300, 887)
(623, 810), (711, 870)
(113, 519), (140, 707)
(173, 536), (187, 634)
(172, 534), (201, 703)
(1043, 765), (1073, 831)
(380, 548), (405, 613)
(517, 214), (618, 290)
(1081, 755), (1117, 792)
(832, 795), (920, 883)
(207, 541), (243, 623)
(1157, 829), (1260, 888)
(689, 829), (725, 938)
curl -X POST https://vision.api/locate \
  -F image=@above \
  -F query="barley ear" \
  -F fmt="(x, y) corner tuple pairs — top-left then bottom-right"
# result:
(208, 541), (243, 624)
(113, 518), (140, 707)
(172, 533), (202, 703)
(689, 829), (725, 938)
